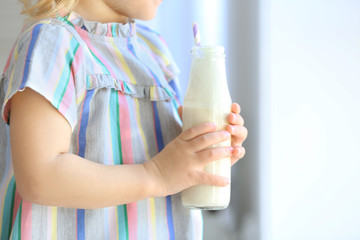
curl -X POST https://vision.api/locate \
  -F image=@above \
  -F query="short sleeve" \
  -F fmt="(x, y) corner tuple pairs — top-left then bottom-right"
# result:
(1, 21), (83, 130)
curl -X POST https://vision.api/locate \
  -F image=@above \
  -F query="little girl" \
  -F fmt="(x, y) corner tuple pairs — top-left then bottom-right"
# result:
(0, 0), (247, 239)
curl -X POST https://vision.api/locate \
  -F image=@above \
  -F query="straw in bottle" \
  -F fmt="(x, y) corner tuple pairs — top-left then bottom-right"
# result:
(192, 22), (201, 46)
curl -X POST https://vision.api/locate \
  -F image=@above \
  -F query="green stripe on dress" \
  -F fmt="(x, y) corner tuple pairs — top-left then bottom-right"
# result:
(54, 37), (80, 109)
(109, 90), (129, 239)
(10, 200), (22, 240)
(0, 176), (16, 240)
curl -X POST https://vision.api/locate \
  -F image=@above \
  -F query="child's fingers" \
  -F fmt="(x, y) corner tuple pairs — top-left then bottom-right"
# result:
(180, 122), (217, 141)
(196, 147), (233, 165)
(189, 130), (230, 152)
(227, 113), (244, 126)
(231, 103), (241, 114)
(231, 147), (246, 166)
(196, 171), (231, 187)
(177, 105), (183, 120)
(227, 126), (248, 143)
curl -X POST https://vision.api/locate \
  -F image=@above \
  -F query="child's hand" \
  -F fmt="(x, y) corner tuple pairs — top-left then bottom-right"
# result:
(177, 104), (247, 166)
(226, 103), (248, 165)
(144, 122), (233, 197)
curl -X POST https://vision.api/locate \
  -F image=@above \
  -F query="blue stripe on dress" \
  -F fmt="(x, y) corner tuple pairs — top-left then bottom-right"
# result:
(77, 89), (95, 240)
(78, 89), (94, 157)
(76, 209), (85, 240)
(20, 24), (43, 90)
(152, 102), (164, 151)
(166, 196), (175, 240)
(168, 79), (182, 104)
(152, 102), (174, 239)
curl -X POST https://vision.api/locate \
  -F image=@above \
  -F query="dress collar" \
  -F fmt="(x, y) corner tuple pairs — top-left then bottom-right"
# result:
(66, 11), (136, 38)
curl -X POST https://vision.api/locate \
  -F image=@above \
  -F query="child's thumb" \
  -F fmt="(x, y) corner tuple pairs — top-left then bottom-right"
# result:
(177, 105), (183, 120)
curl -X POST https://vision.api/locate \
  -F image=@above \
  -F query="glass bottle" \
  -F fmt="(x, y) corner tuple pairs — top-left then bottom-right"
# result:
(181, 46), (232, 210)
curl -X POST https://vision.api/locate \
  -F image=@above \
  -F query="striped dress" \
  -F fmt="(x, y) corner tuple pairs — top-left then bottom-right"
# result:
(0, 12), (202, 239)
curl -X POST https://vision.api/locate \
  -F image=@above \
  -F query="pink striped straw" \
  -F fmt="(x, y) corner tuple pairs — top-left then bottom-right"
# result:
(192, 22), (201, 46)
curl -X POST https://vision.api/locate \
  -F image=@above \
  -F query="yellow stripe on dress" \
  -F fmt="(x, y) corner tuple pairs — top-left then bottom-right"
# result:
(22, 20), (51, 34)
(149, 197), (157, 239)
(5, 65), (16, 105)
(52, 37), (73, 96)
(115, 207), (120, 240)
(51, 206), (57, 240)
(137, 34), (170, 66)
(4, 45), (19, 102)
(133, 99), (157, 239)
(76, 90), (86, 105)
(108, 39), (137, 85)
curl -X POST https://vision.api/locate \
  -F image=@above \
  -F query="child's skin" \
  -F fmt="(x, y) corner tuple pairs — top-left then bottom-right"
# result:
(9, 0), (247, 209)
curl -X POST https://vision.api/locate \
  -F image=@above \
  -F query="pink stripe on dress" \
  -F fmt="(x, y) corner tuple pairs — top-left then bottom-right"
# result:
(107, 24), (112, 37)
(2, 23), (27, 73)
(71, 43), (84, 77)
(118, 92), (137, 240)
(20, 200), (32, 240)
(118, 93), (133, 165)
(73, 26), (116, 76)
(47, 47), (69, 92)
(3, 43), (16, 73)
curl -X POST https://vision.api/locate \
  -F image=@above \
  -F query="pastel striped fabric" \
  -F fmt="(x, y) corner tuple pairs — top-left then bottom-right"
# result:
(0, 12), (203, 239)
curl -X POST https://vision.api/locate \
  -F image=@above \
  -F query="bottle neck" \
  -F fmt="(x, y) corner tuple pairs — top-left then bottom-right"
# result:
(191, 46), (225, 59)
(185, 45), (231, 107)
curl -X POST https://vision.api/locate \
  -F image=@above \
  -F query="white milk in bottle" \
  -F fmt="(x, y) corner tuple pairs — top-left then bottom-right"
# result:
(181, 46), (232, 210)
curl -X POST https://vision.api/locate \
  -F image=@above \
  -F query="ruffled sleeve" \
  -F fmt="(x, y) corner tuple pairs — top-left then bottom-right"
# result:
(1, 21), (84, 130)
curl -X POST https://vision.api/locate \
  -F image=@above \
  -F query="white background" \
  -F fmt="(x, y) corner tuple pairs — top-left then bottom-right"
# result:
(260, 0), (360, 239)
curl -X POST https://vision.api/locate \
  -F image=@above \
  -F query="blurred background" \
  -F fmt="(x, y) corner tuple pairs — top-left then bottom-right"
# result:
(1, 0), (360, 239)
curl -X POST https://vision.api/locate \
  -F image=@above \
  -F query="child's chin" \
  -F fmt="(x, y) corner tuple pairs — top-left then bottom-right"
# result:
(136, 10), (158, 21)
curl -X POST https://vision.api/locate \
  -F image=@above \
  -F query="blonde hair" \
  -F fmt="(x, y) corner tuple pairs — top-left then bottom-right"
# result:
(19, 0), (78, 20)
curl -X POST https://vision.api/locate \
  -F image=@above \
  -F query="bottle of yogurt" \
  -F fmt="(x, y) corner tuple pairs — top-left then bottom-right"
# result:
(181, 45), (232, 210)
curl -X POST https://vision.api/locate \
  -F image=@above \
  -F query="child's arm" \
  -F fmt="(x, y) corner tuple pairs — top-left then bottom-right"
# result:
(10, 88), (232, 209)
